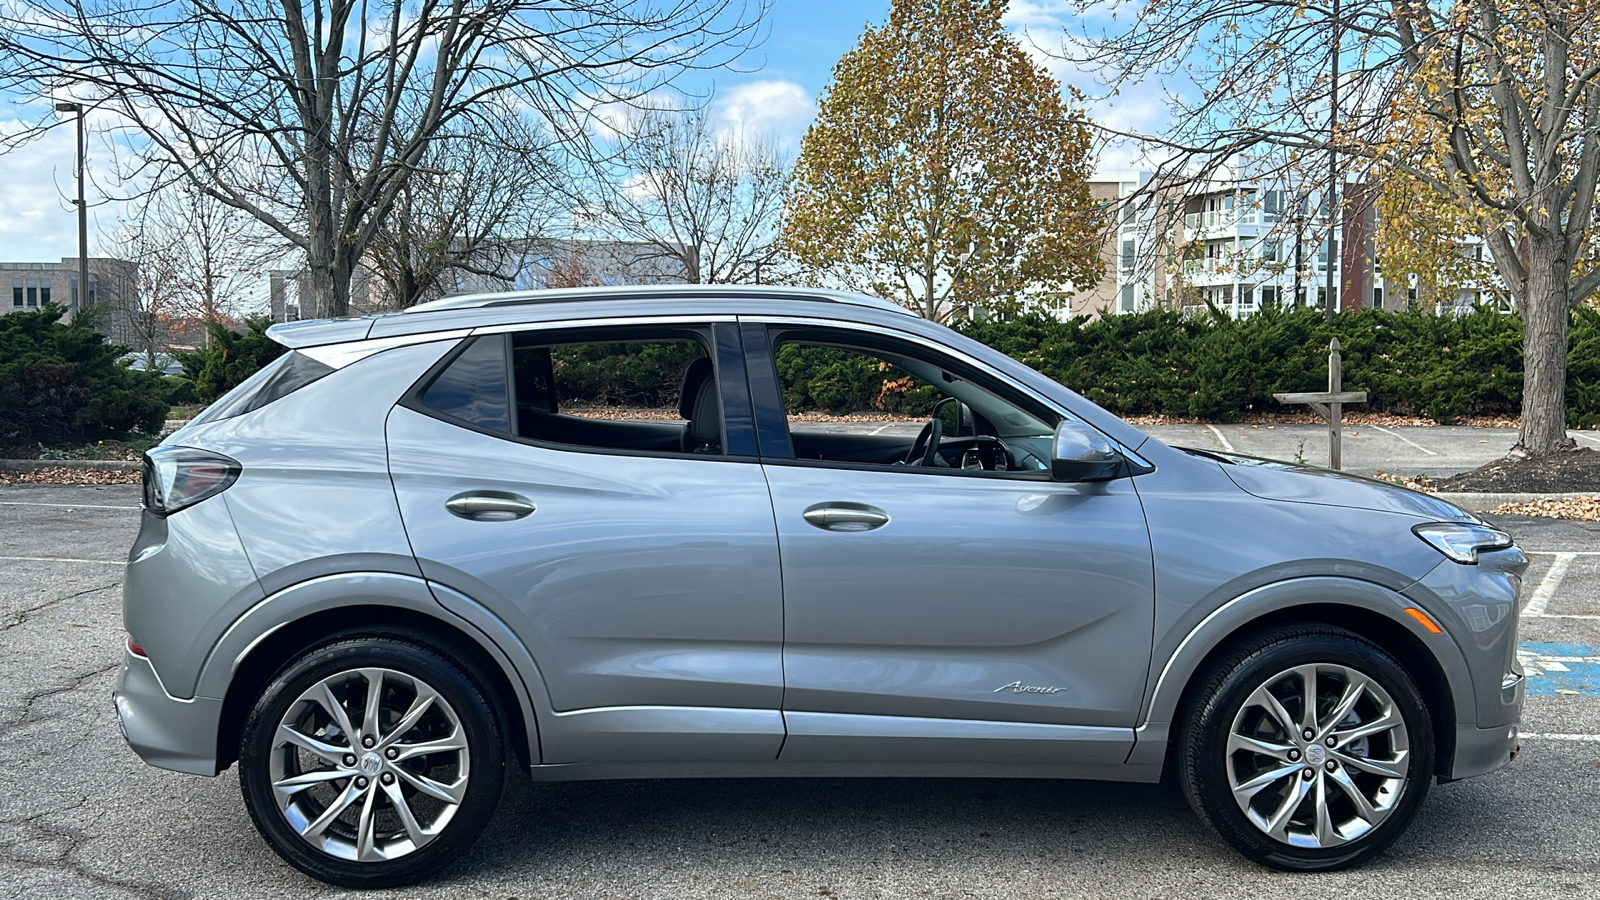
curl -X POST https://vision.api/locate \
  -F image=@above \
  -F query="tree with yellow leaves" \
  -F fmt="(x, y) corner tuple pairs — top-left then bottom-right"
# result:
(783, 0), (1104, 324)
(1074, 0), (1600, 457)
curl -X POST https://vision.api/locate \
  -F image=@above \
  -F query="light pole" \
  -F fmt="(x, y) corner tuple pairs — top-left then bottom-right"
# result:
(54, 101), (88, 320)
(1325, 0), (1340, 323)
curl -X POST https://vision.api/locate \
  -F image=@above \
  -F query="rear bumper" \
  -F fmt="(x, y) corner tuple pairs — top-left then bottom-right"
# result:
(113, 649), (221, 776)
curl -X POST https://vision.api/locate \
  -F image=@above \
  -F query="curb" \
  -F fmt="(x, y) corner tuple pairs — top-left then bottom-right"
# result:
(1434, 491), (1598, 512)
(0, 459), (141, 474)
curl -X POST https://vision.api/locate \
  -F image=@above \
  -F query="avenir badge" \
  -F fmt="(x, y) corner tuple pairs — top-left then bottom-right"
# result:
(993, 681), (1066, 695)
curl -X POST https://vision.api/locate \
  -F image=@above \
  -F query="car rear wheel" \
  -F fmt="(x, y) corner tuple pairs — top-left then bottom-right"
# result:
(239, 636), (504, 887)
(1177, 625), (1433, 870)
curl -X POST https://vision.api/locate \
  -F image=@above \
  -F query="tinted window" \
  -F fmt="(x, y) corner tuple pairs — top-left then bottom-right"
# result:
(421, 336), (510, 432)
(191, 350), (334, 425)
(511, 334), (717, 454)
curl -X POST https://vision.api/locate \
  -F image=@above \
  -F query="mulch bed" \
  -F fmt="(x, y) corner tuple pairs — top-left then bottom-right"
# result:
(1433, 447), (1600, 493)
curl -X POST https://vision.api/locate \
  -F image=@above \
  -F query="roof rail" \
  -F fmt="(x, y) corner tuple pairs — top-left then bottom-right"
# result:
(404, 284), (916, 316)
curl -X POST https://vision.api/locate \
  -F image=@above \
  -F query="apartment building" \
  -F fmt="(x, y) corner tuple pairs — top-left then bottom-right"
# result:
(1055, 162), (1504, 321)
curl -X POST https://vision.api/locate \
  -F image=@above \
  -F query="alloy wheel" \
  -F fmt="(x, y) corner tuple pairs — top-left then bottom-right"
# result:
(268, 666), (471, 862)
(1225, 663), (1410, 848)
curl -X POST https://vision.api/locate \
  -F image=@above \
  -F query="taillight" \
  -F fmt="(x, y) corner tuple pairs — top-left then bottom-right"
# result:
(142, 447), (242, 516)
(126, 635), (147, 657)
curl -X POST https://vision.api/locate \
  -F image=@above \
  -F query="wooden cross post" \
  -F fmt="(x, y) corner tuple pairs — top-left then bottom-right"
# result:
(1271, 338), (1368, 469)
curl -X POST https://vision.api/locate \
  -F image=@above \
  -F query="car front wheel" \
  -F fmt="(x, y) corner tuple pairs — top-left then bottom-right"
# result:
(1178, 625), (1434, 870)
(239, 635), (505, 887)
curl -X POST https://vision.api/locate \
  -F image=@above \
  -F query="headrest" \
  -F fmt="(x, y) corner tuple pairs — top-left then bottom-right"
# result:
(678, 356), (714, 420)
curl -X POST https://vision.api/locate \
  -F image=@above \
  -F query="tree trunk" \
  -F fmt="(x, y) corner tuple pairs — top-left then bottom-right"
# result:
(1517, 237), (1577, 456)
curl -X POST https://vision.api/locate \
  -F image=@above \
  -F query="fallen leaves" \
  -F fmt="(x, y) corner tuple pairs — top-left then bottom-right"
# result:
(0, 467), (140, 485)
(1490, 496), (1600, 521)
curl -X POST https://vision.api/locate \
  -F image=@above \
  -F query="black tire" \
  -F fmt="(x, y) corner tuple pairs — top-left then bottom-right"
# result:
(239, 635), (505, 888)
(1177, 625), (1433, 871)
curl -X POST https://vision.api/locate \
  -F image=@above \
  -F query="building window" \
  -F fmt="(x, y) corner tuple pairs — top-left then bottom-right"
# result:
(1260, 286), (1278, 306)
(1372, 287), (1384, 308)
(11, 278), (20, 309)
(1240, 286), (1255, 306)
(1119, 283), (1135, 313)
(70, 277), (77, 306)
(39, 282), (50, 305)
(1120, 240), (1135, 271)
(25, 278), (38, 307)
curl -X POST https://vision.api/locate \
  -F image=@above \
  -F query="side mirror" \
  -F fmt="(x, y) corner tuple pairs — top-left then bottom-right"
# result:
(1051, 421), (1124, 482)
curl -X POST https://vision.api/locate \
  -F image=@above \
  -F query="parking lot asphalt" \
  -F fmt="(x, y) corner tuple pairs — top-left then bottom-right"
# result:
(2, 483), (1599, 899)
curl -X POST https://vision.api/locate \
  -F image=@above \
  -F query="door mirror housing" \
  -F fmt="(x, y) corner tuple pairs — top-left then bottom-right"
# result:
(1051, 421), (1124, 482)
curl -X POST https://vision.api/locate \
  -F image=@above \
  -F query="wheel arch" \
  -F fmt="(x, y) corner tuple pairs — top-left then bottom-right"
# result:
(1132, 577), (1468, 780)
(205, 573), (542, 773)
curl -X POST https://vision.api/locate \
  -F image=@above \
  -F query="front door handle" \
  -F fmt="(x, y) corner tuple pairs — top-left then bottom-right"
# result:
(802, 502), (889, 531)
(446, 491), (536, 521)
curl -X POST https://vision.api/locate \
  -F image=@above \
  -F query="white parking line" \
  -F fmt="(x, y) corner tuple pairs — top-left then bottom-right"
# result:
(1523, 553), (1575, 618)
(1527, 551), (1600, 556)
(1205, 425), (1235, 452)
(0, 501), (140, 510)
(0, 555), (124, 565)
(1521, 733), (1600, 742)
(1364, 424), (1438, 456)
(869, 424), (891, 435)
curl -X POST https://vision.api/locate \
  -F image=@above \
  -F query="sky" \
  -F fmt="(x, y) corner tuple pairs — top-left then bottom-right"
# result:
(0, 0), (1167, 267)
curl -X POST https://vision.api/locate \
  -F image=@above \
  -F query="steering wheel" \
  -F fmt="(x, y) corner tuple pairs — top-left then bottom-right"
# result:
(904, 397), (957, 467)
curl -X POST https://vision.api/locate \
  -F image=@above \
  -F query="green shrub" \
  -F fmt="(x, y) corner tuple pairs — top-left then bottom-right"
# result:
(956, 305), (1595, 425)
(173, 317), (287, 404)
(0, 305), (169, 452)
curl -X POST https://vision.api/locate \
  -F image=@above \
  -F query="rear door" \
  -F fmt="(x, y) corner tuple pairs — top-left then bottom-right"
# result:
(746, 323), (1156, 766)
(387, 321), (786, 763)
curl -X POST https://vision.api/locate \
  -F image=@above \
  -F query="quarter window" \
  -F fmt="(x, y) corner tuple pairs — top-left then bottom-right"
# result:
(420, 336), (511, 433)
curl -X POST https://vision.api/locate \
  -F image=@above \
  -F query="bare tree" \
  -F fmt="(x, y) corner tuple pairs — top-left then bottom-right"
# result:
(595, 107), (790, 284)
(105, 214), (190, 367)
(1, 0), (764, 318)
(365, 104), (569, 308)
(1064, 0), (1600, 457)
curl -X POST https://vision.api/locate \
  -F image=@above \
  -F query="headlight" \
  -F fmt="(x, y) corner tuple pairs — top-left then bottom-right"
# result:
(1413, 522), (1514, 564)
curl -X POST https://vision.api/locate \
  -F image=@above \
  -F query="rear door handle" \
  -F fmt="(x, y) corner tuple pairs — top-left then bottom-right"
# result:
(802, 502), (889, 531)
(446, 491), (536, 521)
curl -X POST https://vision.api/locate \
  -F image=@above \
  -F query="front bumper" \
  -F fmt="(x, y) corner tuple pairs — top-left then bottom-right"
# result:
(1450, 720), (1521, 782)
(113, 649), (222, 776)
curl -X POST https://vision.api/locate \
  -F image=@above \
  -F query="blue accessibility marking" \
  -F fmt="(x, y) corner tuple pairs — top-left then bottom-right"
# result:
(1518, 642), (1600, 696)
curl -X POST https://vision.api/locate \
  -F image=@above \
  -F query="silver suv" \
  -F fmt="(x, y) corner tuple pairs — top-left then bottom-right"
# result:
(116, 286), (1525, 886)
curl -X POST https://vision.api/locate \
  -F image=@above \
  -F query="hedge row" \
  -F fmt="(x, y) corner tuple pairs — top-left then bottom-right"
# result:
(957, 305), (1600, 426)
(0, 307), (171, 451)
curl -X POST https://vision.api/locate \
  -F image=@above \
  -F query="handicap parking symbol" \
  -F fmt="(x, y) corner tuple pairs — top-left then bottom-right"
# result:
(1518, 642), (1600, 696)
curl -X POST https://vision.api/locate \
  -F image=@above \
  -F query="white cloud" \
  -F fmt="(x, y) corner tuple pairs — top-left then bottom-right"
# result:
(0, 117), (117, 261)
(1002, 0), (1075, 30)
(711, 79), (817, 148)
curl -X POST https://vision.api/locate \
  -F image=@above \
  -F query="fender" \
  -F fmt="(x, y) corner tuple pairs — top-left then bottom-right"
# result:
(1125, 576), (1475, 767)
(196, 571), (547, 764)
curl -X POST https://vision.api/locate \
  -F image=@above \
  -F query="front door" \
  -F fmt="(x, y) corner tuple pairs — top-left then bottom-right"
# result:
(748, 324), (1155, 765)
(387, 323), (785, 763)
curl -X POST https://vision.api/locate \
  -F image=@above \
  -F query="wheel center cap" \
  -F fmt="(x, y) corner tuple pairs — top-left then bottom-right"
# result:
(359, 752), (384, 776)
(1305, 744), (1327, 765)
